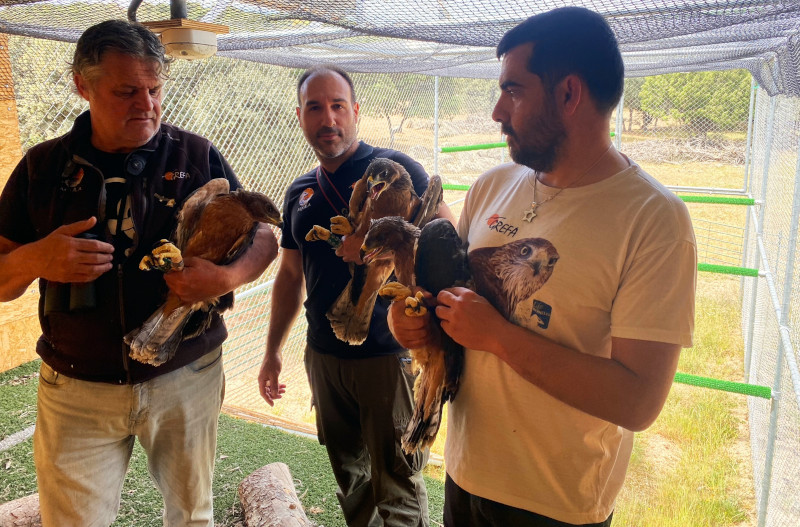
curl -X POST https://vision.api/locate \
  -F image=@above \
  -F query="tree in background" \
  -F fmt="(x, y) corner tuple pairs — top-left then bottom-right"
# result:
(356, 73), (497, 148)
(356, 74), (432, 148)
(622, 77), (646, 132)
(639, 69), (751, 138)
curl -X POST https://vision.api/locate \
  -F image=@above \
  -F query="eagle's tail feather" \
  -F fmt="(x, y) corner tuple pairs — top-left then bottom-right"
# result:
(442, 334), (464, 402)
(125, 304), (193, 366)
(327, 261), (394, 345)
(326, 277), (374, 345)
(402, 382), (445, 455)
(402, 348), (446, 454)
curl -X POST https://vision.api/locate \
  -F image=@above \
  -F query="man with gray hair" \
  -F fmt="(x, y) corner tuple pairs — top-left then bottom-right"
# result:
(0, 19), (278, 526)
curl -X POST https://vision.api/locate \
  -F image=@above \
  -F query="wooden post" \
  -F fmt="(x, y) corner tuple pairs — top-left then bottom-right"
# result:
(0, 494), (42, 527)
(238, 462), (311, 526)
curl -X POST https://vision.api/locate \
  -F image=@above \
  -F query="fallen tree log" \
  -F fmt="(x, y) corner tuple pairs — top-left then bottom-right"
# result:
(0, 493), (42, 527)
(238, 462), (310, 527)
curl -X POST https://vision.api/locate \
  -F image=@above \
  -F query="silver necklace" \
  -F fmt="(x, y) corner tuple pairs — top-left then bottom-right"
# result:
(522, 144), (615, 223)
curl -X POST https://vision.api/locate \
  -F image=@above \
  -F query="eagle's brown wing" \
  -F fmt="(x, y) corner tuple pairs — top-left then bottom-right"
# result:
(411, 174), (443, 228)
(126, 181), (281, 366)
(400, 218), (470, 454)
(174, 178), (230, 251)
(347, 174), (370, 229)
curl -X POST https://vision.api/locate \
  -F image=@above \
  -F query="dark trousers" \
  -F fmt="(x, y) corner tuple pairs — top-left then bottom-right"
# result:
(305, 345), (429, 527)
(444, 475), (613, 527)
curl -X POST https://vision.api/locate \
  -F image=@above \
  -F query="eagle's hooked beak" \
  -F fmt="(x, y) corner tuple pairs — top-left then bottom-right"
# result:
(361, 245), (380, 264)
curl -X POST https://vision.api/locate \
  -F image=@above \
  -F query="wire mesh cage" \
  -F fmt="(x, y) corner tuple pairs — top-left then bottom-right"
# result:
(2, 2), (800, 525)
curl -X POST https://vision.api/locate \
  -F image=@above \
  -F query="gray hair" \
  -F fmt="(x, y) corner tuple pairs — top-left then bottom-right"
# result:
(72, 19), (171, 85)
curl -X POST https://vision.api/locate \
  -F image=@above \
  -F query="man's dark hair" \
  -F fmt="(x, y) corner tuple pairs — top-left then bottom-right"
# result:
(72, 19), (170, 84)
(496, 7), (624, 114)
(296, 65), (357, 106)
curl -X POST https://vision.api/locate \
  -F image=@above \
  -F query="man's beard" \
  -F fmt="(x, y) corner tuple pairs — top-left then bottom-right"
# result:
(504, 105), (565, 173)
(314, 126), (357, 160)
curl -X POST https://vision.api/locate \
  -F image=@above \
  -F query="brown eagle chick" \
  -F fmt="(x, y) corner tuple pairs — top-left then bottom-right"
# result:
(126, 178), (282, 366)
(373, 217), (469, 454)
(325, 158), (442, 345)
(361, 216), (420, 286)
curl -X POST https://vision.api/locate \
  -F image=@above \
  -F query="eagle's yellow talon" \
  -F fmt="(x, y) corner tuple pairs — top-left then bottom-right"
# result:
(306, 225), (332, 242)
(404, 295), (427, 317)
(330, 215), (354, 236)
(139, 240), (183, 272)
(379, 282), (412, 301)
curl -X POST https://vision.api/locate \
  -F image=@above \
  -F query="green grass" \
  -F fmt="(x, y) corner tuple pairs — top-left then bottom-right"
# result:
(0, 364), (444, 526)
(614, 274), (755, 526)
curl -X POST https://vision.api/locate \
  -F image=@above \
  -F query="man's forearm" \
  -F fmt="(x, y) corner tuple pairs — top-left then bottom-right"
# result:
(488, 322), (680, 431)
(0, 244), (37, 302)
(266, 275), (304, 355)
(224, 224), (279, 288)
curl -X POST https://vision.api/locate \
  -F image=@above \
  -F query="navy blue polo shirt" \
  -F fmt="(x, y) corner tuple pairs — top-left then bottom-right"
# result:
(281, 141), (430, 358)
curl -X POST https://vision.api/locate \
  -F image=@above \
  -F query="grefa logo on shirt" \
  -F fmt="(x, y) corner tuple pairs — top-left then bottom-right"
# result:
(486, 213), (519, 237)
(298, 188), (314, 211)
(164, 170), (190, 181)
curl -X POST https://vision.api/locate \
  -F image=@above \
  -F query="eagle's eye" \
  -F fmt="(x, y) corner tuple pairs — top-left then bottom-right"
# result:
(548, 256), (559, 266)
(520, 246), (531, 257)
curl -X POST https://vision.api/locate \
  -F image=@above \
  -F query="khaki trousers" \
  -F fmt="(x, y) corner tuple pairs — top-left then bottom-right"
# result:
(33, 349), (224, 527)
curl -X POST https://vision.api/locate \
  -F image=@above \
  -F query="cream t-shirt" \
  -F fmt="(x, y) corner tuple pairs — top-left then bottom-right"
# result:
(445, 161), (696, 524)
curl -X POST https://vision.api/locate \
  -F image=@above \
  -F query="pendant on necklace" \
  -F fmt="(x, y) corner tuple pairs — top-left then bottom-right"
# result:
(522, 203), (537, 222)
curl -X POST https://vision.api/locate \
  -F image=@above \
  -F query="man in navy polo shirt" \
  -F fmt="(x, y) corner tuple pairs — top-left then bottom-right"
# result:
(258, 65), (453, 527)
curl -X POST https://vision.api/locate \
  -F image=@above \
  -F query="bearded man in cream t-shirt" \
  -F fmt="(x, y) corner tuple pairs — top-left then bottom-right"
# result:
(389, 7), (697, 527)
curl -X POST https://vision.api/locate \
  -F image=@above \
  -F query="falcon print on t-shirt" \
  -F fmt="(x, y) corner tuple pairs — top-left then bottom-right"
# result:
(468, 238), (559, 321)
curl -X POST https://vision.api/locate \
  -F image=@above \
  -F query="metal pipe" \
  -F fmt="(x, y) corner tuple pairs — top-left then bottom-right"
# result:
(665, 185), (750, 196)
(434, 75), (439, 177)
(741, 82), (759, 310)
(754, 211), (800, 411)
(614, 91), (624, 150)
(746, 96), (777, 377)
(743, 77), (757, 194)
(236, 278), (275, 301)
(127, 0), (144, 22)
(170, 0), (188, 19)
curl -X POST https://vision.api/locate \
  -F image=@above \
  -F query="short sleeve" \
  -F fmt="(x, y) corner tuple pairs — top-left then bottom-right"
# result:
(280, 185), (299, 250)
(611, 239), (697, 347)
(0, 157), (37, 244)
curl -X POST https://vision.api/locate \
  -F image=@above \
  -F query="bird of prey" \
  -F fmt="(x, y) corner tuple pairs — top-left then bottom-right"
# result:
(125, 178), (282, 366)
(468, 238), (560, 320)
(366, 216), (469, 454)
(320, 158), (443, 345)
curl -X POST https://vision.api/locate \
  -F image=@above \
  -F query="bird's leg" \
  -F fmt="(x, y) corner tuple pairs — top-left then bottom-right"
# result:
(330, 215), (354, 236)
(404, 291), (427, 317)
(305, 225), (342, 248)
(139, 239), (184, 272)
(379, 284), (428, 317)
(378, 282), (411, 302)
